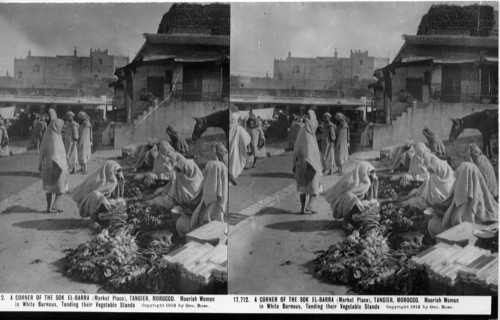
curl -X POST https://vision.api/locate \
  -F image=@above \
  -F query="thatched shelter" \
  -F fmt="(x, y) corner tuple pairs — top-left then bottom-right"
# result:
(417, 4), (496, 37)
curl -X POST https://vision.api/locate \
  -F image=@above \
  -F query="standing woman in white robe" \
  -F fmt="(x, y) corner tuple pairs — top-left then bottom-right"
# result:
(293, 109), (323, 214)
(334, 113), (350, 174)
(64, 111), (79, 174)
(77, 111), (92, 174)
(229, 112), (251, 185)
(321, 112), (336, 175)
(39, 109), (68, 213)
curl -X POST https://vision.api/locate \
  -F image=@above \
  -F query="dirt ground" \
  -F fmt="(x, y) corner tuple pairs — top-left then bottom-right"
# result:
(0, 150), (119, 293)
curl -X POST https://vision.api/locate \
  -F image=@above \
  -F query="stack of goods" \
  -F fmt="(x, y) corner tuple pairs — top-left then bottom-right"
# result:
(163, 242), (228, 286)
(411, 243), (498, 292)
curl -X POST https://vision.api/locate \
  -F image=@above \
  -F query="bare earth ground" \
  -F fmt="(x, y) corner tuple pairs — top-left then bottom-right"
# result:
(0, 150), (119, 293)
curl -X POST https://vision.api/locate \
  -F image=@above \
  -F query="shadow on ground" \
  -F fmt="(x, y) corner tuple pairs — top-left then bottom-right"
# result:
(248, 172), (294, 179)
(1, 206), (43, 214)
(265, 219), (342, 232)
(0, 171), (39, 178)
(13, 218), (89, 231)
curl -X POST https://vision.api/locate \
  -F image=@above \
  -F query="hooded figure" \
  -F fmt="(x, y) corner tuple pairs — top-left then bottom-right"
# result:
(64, 111), (79, 174)
(143, 140), (175, 187)
(428, 162), (498, 238)
(288, 114), (303, 149)
(30, 114), (47, 155)
(247, 116), (266, 167)
(334, 112), (350, 173)
(469, 143), (498, 198)
(149, 150), (203, 211)
(166, 125), (189, 156)
(101, 121), (115, 147)
(39, 109), (68, 213)
(359, 122), (374, 147)
(293, 109), (323, 214)
(321, 112), (336, 175)
(70, 160), (124, 229)
(77, 111), (92, 173)
(324, 161), (378, 230)
(411, 142), (455, 207)
(176, 160), (228, 237)
(0, 118), (9, 157)
(215, 141), (228, 167)
(229, 112), (251, 184)
(135, 138), (158, 171)
(423, 127), (445, 157)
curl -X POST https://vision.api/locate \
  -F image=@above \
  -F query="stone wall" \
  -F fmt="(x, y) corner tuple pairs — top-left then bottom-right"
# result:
(373, 102), (498, 150)
(114, 100), (227, 148)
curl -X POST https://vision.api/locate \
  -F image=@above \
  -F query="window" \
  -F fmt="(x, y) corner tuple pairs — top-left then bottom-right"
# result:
(18, 72), (23, 79)
(33, 65), (40, 73)
(278, 73), (283, 80)
(359, 60), (363, 66)
(99, 59), (103, 65)
(293, 66), (301, 74)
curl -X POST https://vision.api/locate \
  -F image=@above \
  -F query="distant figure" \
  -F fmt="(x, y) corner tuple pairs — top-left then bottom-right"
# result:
(31, 114), (47, 155)
(334, 113), (350, 174)
(77, 111), (92, 174)
(0, 118), (9, 157)
(277, 110), (288, 139)
(469, 143), (498, 198)
(64, 111), (79, 174)
(321, 112), (336, 175)
(360, 122), (374, 148)
(39, 109), (68, 213)
(19, 109), (30, 138)
(101, 121), (115, 147)
(288, 115), (303, 149)
(247, 116), (266, 168)
(166, 125), (189, 156)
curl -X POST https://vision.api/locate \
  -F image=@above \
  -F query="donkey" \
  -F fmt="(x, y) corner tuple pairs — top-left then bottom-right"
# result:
(449, 109), (498, 158)
(192, 109), (229, 142)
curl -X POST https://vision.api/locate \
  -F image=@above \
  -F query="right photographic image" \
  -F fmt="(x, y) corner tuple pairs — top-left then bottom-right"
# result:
(228, 1), (499, 296)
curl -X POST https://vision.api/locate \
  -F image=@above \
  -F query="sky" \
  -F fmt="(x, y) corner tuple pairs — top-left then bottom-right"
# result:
(231, 1), (499, 77)
(0, 3), (173, 75)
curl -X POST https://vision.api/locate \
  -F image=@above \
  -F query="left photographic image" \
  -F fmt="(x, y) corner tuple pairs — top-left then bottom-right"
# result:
(0, 3), (229, 294)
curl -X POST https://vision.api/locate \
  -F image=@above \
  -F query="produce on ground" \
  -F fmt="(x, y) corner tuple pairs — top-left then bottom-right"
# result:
(64, 201), (181, 293)
(315, 200), (430, 294)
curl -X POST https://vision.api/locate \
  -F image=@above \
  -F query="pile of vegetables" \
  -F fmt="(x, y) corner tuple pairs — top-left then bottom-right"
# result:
(315, 227), (428, 294)
(379, 203), (426, 234)
(378, 176), (407, 201)
(64, 201), (181, 293)
(315, 200), (430, 294)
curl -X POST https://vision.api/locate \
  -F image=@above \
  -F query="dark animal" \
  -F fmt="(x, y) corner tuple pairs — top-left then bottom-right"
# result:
(192, 109), (229, 142)
(449, 109), (498, 158)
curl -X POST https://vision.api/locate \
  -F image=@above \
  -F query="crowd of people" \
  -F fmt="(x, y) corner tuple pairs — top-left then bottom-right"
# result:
(228, 106), (498, 241)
